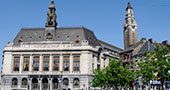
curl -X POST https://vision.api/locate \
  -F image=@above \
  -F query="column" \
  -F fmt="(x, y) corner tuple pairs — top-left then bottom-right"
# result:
(29, 55), (33, 72)
(94, 56), (97, 69)
(38, 78), (42, 90)
(105, 58), (109, 67)
(49, 55), (53, 72)
(48, 78), (53, 90)
(100, 54), (104, 69)
(60, 55), (63, 72)
(28, 78), (32, 90)
(39, 55), (43, 72)
(19, 55), (24, 73)
(70, 55), (73, 73)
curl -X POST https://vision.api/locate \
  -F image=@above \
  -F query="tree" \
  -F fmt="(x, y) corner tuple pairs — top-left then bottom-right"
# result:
(137, 46), (170, 90)
(153, 47), (170, 90)
(92, 69), (106, 88)
(136, 52), (157, 89)
(92, 59), (135, 89)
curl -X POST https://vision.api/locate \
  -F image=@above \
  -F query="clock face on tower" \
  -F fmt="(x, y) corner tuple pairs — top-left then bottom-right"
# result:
(132, 29), (135, 32)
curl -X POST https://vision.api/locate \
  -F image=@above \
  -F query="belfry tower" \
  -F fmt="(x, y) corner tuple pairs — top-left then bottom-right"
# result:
(124, 2), (138, 50)
(46, 0), (57, 28)
(45, 0), (57, 40)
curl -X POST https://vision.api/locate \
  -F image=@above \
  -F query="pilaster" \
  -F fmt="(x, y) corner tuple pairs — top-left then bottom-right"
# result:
(70, 55), (73, 73)
(94, 56), (97, 70)
(29, 55), (33, 72)
(49, 55), (53, 72)
(39, 55), (43, 72)
(60, 55), (63, 72)
(38, 78), (42, 90)
(28, 78), (32, 90)
(48, 78), (53, 90)
(19, 55), (24, 73)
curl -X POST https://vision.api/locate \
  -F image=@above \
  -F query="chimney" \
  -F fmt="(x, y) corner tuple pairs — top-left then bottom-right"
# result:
(149, 38), (153, 43)
(140, 38), (146, 43)
(162, 40), (168, 45)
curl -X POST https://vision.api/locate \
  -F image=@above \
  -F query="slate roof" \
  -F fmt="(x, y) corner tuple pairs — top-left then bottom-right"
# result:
(13, 27), (122, 52)
(98, 40), (123, 53)
(120, 41), (143, 53)
(13, 27), (99, 46)
(136, 41), (155, 55)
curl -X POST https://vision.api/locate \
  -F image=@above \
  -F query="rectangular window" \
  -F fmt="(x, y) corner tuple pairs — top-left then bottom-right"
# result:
(33, 56), (39, 71)
(23, 56), (29, 71)
(73, 56), (80, 71)
(53, 56), (59, 71)
(63, 56), (69, 71)
(13, 57), (20, 71)
(43, 56), (49, 71)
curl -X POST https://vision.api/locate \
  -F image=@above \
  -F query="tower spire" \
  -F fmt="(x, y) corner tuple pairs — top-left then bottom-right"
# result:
(46, 0), (57, 28)
(126, 2), (133, 10)
(123, 2), (138, 50)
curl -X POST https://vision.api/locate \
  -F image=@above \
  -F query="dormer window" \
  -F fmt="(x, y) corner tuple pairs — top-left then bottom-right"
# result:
(18, 40), (23, 44)
(57, 36), (60, 39)
(46, 33), (53, 40)
(66, 36), (70, 39)
(76, 35), (79, 38)
(39, 36), (41, 39)
(29, 36), (33, 39)
(75, 40), (80, 44)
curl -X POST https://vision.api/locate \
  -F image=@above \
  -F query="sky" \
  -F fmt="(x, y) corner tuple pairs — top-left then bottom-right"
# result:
(0, 0), (170, 70)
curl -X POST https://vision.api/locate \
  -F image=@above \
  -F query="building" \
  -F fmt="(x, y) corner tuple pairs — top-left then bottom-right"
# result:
(120, 3), (170, 70)
(1, 1), (122, 90)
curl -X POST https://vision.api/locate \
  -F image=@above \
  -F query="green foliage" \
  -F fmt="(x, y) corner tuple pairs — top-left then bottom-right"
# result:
(92, 69), (106, 87)
(137, 46), (170, 83)
(92, 59), (135, 89)
(154, 47), (170, 81)
(136, 51), (157, 82)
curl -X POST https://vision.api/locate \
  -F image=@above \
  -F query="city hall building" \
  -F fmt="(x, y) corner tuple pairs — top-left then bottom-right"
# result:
(1, 1), (122, 90)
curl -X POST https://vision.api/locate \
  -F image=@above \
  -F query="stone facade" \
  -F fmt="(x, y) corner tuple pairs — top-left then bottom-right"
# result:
(1, 1), (122, 90)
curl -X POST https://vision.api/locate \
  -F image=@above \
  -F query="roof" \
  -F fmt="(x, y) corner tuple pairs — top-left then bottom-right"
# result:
(13, 27), (100, 47)
(136, 41), (155, 55)
(13, 27), (122, 52)
(120, 41), (143, 53)
(126, 2), (133, 10)
(98, 40), (123, 53)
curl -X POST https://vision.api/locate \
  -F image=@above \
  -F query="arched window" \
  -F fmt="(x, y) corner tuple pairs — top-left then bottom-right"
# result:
(53, 78), (58, 89)
(63, 78), (69, 87)
(73, 78), (80, 88)
(12, 78), (18, 87)
(22, 78), (28, 88)
(32, 78), (38, 89)
(42, 78), (48, 89)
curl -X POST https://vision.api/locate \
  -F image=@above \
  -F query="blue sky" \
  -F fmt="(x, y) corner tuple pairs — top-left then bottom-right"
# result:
(0, 0), (170, 70)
